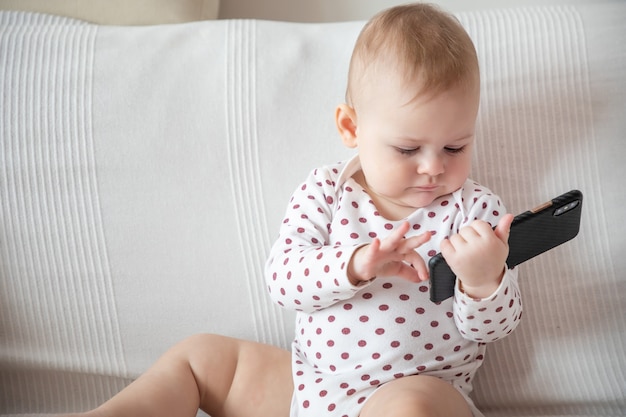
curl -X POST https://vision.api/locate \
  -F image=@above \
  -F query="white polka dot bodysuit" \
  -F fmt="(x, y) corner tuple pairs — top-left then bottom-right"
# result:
(265, 157), (523, 417)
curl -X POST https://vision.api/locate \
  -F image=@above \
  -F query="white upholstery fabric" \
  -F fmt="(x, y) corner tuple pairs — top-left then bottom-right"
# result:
(0, 3), (625, 416)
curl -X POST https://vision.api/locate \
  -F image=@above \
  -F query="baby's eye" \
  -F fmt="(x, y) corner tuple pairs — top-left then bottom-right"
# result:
(395, 147), (419, 155)
(444, 146), (466, 155)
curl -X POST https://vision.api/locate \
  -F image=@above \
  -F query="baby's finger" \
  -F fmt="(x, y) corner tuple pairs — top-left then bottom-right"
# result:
(404, 251), (429, 281)
(379, 221), (411, 251)
(440, 236), (456, 257)
(494, 213), (514, 244)
(457, 224), (481, 242)
(396, 262), (422, 283)
(403, 231), (432, 251)
(470, 220), (495, 237)
(392, 221), (412, 241)
(369, 237), (381, 254)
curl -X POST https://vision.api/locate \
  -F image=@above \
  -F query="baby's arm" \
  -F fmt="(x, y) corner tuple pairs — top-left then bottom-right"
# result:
(265, 167), (369, 312)
(453, 267), (522, 342)
(440, 191), (522, 342)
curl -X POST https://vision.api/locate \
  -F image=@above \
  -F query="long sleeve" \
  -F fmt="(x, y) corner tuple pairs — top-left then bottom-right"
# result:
(265, 166), (368, 313)
(454, 267), (523, 342)
(450, 191), (523, 342)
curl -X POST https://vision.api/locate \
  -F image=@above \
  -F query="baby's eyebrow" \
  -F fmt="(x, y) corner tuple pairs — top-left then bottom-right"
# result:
(395, 133), (474, 144)
(451, 133), (474, 141)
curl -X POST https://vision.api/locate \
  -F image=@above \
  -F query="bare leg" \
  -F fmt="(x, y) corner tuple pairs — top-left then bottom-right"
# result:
(359, 375), (473, 417)
(67, 334), (293, 417)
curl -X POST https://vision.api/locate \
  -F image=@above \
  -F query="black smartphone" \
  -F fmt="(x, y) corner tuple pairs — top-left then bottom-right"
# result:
(428, 190), (583, 303)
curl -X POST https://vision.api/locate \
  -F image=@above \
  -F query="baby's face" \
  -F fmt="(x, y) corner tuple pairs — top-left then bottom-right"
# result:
(351, 77), (479, 220)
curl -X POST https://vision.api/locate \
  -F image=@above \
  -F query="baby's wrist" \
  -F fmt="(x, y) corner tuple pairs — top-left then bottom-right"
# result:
(348, 272), (376, 287)
(347, 263), (375, 286)
(347, 269), (364, 286)
(458, 267), (505, 299)
(347, 245), (374, 286)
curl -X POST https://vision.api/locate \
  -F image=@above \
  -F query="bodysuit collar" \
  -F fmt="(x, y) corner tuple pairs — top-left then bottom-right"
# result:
(334, 154), (362, 193)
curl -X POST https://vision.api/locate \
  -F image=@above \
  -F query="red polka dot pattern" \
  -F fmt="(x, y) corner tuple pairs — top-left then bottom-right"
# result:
(265, 160), (522, 416)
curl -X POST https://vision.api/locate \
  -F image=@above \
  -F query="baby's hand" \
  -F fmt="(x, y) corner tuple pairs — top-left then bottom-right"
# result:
(347, 221), (431, 285)
(440, 214), (514, 299)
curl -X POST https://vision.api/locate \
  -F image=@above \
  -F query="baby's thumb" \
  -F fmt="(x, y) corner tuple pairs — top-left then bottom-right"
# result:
(495, 213), (514, 244)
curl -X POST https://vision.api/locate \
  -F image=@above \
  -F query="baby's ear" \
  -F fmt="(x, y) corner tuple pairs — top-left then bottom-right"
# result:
(335, 104), (358, 148)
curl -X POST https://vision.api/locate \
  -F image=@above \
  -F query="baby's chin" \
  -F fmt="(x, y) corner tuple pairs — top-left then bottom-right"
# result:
(383, 195), (444, 220)
(406, 189), (453, 208)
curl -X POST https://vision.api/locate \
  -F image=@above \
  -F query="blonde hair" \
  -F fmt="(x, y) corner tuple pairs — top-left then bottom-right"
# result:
(346, 3), (479, 106)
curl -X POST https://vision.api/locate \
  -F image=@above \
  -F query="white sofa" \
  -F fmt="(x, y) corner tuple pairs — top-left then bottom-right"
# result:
(1, 3), (625, 416)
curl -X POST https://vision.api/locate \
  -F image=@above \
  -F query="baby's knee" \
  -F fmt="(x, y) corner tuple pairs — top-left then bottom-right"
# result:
(173, 333), (241, 368)
(363, 389), (436, 417)
(360, 375), (471, 417)
(177, 333), (227, 347)
(171, 333), (238, 358)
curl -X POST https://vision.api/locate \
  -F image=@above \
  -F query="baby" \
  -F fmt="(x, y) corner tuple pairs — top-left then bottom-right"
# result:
(70, 4), (522, 417)
(264, 3), (522, 416)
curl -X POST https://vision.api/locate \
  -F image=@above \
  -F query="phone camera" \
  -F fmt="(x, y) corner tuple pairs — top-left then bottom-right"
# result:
(554, 200), (580, 216)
